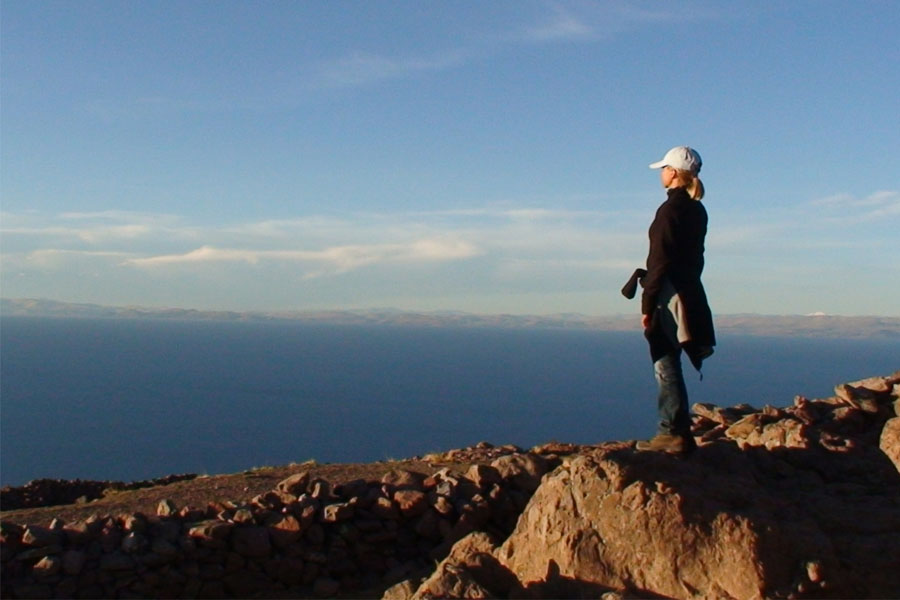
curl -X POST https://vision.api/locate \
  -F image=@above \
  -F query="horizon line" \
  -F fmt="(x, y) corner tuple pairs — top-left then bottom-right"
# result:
(2, 297), (899, 321)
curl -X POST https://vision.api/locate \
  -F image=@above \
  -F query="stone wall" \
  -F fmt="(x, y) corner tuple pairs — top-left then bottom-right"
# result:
(1, 453), (554, 599)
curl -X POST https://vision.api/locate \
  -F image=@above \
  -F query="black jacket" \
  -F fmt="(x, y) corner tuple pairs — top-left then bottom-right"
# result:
(642, 187), (716, 366)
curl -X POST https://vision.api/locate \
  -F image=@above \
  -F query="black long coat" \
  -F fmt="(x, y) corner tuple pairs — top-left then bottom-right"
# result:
(641, 187), (716, 369)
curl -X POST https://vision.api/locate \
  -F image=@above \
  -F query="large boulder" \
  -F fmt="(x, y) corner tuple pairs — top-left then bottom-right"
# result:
(411, 532), (518, 599)
(495, 436), (900, 599)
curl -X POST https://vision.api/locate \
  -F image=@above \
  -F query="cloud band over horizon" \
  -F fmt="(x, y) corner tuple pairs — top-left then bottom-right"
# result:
(2, 189), (898, 316)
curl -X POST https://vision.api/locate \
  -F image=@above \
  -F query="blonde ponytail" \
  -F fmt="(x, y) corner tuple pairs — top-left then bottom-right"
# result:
(687, 176), (705, 200)
(674, 169), (705, 201)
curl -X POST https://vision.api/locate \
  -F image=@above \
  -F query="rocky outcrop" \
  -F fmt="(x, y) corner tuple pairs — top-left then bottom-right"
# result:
(3, 372), (899, 599)
(407, 371), (900, 599)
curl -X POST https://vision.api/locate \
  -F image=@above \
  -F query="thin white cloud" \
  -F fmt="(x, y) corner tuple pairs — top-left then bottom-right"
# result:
(1, 210), (196, 245)
(808, 189), (900, 223)
(15, 249), (134, 269)
(2, 206), (648, 281)
(515, 0), (700, 44)
(2, 224), (154, 243)
(410, 206), (634, 222)
(311, 1), (707, 90)
(57, 210), (181, 223)
(523, 6), (593, 42)
(313, 48), (470, 88)
(122, 238), (482, 275)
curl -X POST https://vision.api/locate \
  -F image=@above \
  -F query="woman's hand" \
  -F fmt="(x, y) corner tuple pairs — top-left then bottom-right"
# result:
(641, 314), (652, 329)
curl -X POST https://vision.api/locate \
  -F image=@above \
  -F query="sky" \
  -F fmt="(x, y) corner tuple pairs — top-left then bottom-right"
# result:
(1, 0), (898, 316)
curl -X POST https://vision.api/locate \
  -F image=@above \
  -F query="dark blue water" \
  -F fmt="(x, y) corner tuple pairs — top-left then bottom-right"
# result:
(1, 316), (897, 487)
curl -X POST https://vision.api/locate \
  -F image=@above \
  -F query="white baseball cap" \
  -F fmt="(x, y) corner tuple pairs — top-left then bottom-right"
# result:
(649, 146), (702, 174)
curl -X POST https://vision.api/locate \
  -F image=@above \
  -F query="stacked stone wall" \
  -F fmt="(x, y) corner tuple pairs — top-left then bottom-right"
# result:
(1, 453), (554, 599)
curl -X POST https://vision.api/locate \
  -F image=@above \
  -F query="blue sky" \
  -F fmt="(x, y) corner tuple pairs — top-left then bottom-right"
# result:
(2, 0), (898, 316)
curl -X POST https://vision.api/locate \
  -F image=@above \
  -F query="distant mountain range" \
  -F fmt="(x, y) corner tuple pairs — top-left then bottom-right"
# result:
(2, 298), (898, 338)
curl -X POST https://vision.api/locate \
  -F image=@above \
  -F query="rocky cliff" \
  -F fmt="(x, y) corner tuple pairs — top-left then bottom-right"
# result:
(2, 372), (898, 599)
(406, 372), (900, 599)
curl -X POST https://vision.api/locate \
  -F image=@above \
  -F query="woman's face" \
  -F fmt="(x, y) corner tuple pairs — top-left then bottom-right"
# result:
(660, 166), (677, 188)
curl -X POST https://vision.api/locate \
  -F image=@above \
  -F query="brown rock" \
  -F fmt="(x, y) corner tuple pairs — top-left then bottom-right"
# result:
(744, 417), (812, 450)
(495, 443), (900, 599)
(699, 424), (728, 442)
(31, 555), (61, 579)
(412, 562), (495, 599)
(251, 490), (291, 510)
(836, 383), (883, 413)
(61, 549), (86, 576)
(121, 531), (149, 554)
(296, 500), (319, 527)
(157, 499), (178, 517)
(120, 513), (147, 533)
(309, 479), (334, 500)
(187, 520), (233, 541)
(445, 531), (498, 561)
(490, 453), (550, 492)
(382, 578), (420, 600)
(724, 412), (767, 440)
(431, 494), (455, 516)
(531, 441), (579, 455)
(413, 509), (442, 541)
(21, 526), (60, 547)
(393, 490), (428, 517)
(382, 469), (427, 490)
(425, 469), (465, 499)
(880, 417), (900, 473)
(232, 526), (271, 558)
(371, 496), (400, 519)
(322, 501), (355, 522)
(276, 471), (311, 496)
(1, 521), (24, 547)
(335, 478), (369, 500)
(266, 514), (304, 548)
(693, 402), (745, 425)
(231, 507), (255, 524)
(466, 464), (503, 489)
(789, 396), (828, 424)
(414, 533), (513, 598)
(844, 375), (894, 395)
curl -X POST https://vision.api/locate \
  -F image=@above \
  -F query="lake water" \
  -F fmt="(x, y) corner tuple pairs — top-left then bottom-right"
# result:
(1, 316), (897, 487)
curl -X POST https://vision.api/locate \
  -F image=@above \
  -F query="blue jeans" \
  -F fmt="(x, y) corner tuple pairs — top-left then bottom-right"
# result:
(654, 351), (691, 436)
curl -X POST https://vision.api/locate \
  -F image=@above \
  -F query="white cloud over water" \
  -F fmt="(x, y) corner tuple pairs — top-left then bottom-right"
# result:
(2, 189), (897, 315)
(123, 238), (482, 275)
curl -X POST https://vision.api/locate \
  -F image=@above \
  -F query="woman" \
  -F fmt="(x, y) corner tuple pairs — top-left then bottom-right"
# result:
(635, 146), (715, 455)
